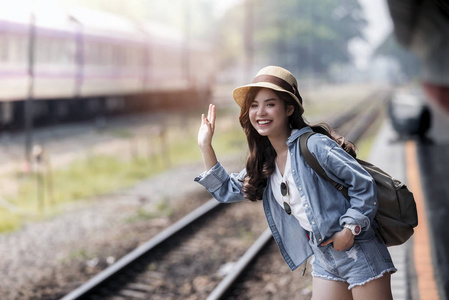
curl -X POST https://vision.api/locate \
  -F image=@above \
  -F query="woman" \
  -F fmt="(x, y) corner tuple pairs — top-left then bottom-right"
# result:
(195, 66), (396, 300)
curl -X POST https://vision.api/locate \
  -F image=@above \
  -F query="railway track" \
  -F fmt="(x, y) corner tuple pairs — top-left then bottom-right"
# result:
(60, 90), (390, 300)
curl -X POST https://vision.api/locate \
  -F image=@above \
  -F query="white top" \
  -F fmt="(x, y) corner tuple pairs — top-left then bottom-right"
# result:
(270, 132), (312, 232)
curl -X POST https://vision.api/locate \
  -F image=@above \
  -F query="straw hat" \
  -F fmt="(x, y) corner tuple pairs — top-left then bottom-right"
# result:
(232, 66), (304, 115)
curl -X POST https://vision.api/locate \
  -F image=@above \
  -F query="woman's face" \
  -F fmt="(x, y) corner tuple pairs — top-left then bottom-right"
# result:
(248, 88), (293, 138)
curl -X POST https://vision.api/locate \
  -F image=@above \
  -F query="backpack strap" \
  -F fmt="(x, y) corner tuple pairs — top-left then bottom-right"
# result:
(299, 132), (350, 199)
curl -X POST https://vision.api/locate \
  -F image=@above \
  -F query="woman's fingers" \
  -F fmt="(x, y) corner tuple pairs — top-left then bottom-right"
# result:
(320, 238), (332, 247)
(203, 104), (215, 131)
(207, 104), (212, 122)
(210, 104), (216, 130)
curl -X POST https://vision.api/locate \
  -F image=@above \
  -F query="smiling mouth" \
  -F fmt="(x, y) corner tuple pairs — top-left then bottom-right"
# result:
(257, 120), (272, 125)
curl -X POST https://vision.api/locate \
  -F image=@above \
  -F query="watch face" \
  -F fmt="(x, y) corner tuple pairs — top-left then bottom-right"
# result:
(354, 225), (361, 235)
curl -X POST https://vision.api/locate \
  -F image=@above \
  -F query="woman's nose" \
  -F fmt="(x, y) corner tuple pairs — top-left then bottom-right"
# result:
(257, 106), (266, 116)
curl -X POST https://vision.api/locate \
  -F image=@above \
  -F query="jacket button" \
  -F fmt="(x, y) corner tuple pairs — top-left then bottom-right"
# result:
(292, 170), (295, 173)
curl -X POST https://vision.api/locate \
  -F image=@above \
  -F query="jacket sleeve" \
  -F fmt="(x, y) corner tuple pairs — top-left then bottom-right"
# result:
(321, 144), (378, 230)
(194, 161), (246, 203)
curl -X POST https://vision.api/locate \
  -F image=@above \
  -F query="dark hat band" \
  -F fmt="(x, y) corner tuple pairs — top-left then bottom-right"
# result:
(253, 74), (302, 104)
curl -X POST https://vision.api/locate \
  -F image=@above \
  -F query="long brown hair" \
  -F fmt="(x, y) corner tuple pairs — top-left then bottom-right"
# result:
(239, 87), (356, 202)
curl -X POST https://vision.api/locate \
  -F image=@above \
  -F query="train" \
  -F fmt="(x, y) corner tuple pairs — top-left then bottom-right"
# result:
(0, 4), (216, 129)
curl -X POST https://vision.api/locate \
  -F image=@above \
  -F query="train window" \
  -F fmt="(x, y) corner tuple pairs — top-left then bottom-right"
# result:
(115, 46), (125, 66)
(0, 33), (7, 62)
(100, 44), (106, 65)
(124, 47), (131, 65)
(52, 38), (61, 64)
(109, 45), (115, 66)
(89, 43), (95, 65)
(46, 39), (52, 63)
(93, 43), (100, 65)
(85, 43), (92, 63)
(114, 45), (122, 65)
(95, 43), (102, 65)
(38, 37), (48, 63)
(10, 36), (20, 62)
(42, 38), (51, 63)
(17, 35), (26, 62)
(54, 39), (65, 64)
(34, 38), (41, 63)
(108, 46), (115, 66)
(61, 39), (71, 64)
(67, 40), (76, 64)
(7, 35), (14, 62)
(47, 38), (54, 63)
(100, 44), (109, 66)
(87, 42), (99, 65)
(37, 37), (49, 63)
(51, 39), (58, 63)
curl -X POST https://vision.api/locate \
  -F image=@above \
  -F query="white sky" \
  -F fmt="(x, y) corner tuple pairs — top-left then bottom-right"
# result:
(350, 0), (393, 69)
(212, 0), (242, 17)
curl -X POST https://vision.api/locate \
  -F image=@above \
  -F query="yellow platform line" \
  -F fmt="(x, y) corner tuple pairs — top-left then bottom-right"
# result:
(405, 141), (440, 300)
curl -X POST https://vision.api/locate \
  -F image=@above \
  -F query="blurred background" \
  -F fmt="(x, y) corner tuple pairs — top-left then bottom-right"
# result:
(0, 0), (447, 299)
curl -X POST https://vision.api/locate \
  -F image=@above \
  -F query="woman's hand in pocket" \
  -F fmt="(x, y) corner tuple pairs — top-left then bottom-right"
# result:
(320, 228), (354, 251)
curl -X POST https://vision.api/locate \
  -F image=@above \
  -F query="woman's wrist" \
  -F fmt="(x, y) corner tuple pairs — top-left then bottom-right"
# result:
(200, 144), (218, 171)
(199, 143), (213, 152)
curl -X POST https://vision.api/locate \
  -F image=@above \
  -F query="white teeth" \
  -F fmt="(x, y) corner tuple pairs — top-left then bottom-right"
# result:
(258, 120), (271, 125)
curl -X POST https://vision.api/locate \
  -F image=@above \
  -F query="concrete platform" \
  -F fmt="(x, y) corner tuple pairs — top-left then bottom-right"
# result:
(369, 98), (449, 300)
(416, 101), (449, 300)
(368, 120), (414, 300)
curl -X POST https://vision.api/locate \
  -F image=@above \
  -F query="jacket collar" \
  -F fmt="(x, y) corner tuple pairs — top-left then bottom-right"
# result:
(287, 126), (312, 145)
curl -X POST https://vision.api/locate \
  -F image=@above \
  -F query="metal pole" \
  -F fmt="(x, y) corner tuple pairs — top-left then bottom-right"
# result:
(25, 0), (36, 170)
(244, 0), (254, 82)
(277, 1), (286, 67)
(184, 0), (191, 84)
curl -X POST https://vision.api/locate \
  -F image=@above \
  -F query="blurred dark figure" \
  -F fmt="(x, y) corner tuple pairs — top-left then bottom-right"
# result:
(387, 0), (449, 115)
(388, 90), (432, 141)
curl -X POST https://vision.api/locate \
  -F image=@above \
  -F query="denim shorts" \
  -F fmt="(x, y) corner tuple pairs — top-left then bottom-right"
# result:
(308, 232), (397, 289)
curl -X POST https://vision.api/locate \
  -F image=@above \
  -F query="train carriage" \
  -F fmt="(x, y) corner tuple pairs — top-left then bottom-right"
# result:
(0, 4), (216, 128)
(0, 7), (31, 103)
(68, 7), (148, 98)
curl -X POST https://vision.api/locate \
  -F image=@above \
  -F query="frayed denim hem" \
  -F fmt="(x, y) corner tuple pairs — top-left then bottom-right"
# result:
(348, 268), (397, 290)
(311, 268), (397, 290)
(311, 271), (347, 283)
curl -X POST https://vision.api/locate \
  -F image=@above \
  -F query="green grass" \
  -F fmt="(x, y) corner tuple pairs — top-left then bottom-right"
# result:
(126, 200), (174, 223)
(2, 155), (167, 231)
(0, 114), (247, 233)
(0, 207), (21, 233)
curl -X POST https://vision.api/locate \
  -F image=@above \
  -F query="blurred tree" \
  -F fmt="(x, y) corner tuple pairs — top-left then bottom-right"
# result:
(217, 0), (367, 78)
(374, 33), (421, 81)
(257, 0), (366, 76)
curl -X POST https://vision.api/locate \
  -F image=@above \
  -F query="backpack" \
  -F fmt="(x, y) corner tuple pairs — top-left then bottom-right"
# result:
(300, 131), (418, 247)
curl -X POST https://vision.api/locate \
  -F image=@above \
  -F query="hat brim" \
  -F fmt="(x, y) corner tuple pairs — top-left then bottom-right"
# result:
(232, 82), (304, 114)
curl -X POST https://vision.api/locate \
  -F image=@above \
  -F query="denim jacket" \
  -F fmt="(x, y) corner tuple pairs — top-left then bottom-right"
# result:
(195, 126), (378, 271)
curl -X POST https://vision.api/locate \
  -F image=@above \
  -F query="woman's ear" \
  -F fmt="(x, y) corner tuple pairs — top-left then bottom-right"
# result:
(287, 105), (294, 117)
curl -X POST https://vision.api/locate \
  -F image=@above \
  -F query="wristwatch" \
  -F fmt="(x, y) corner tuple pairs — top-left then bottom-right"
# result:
(344, 224), (361, 236)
